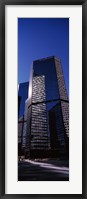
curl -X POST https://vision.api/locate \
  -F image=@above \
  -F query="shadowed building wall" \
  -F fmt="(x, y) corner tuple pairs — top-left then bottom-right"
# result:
(18, 82), (29, 118)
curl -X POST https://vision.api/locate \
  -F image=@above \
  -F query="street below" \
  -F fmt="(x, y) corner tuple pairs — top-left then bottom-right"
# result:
(18, 159), (69, 181)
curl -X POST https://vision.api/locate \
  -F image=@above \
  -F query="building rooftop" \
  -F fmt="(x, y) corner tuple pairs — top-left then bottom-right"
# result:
(18, 81), (29, 87)
(33, 56), (61, 64)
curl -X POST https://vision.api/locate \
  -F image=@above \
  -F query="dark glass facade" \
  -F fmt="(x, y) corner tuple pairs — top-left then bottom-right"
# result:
(49, 101), (69, 150)
(18, 82), (29, 118)
(33, 57), (60, 102)
(25, 56), (69, 157)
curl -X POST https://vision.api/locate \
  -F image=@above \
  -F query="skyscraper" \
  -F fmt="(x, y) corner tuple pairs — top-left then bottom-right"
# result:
(25, 56), (69, 157)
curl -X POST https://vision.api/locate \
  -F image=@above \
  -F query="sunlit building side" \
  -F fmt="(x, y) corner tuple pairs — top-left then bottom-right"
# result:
(31, 76), (49, 150)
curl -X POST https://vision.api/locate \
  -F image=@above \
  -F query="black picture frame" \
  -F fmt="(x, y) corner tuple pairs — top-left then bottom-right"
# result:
(0, 0), (87, 198)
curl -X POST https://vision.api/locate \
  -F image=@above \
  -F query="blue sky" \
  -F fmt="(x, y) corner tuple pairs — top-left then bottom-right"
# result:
(18, 18), (69, 95)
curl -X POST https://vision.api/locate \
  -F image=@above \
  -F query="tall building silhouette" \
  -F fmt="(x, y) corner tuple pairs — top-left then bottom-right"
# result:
(18, 82), (29, 154)
(25, 56), (69, 157)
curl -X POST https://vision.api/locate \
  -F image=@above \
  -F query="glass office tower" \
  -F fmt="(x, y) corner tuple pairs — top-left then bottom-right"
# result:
(26, 56), (69, 157)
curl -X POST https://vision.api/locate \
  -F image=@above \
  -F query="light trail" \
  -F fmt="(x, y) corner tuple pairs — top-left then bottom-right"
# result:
(24, 159), (69, 175)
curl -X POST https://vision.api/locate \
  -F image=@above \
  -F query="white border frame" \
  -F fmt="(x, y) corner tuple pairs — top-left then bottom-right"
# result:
(5, 5), (82, 194)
